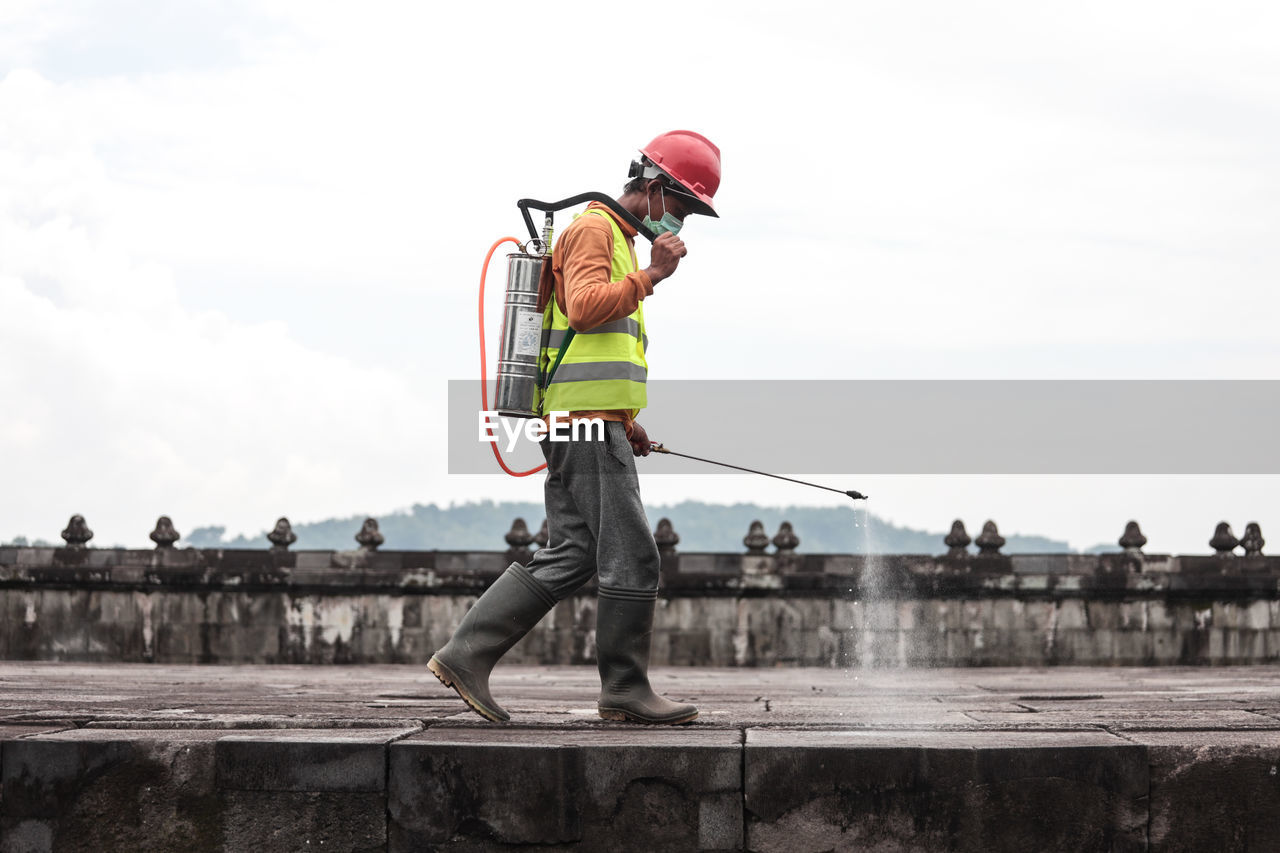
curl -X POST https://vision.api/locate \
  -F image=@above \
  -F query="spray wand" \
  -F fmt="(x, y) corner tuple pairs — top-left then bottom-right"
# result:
(649, 443), (868, 500)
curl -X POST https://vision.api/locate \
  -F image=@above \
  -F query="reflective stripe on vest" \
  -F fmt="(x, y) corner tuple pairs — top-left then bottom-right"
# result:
(544, 318), (647, 350)
(539, 209), (647, 417)
(550, 361), (648, 383)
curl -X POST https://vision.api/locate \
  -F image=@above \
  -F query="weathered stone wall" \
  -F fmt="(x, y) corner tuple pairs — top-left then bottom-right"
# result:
(4, 541), (1280, 666)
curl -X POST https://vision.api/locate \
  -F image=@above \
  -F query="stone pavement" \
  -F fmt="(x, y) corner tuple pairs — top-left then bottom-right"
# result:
(3, 663), (1280, 851)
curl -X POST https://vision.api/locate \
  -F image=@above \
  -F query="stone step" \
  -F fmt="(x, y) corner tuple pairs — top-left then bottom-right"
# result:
(5, 663), (1280, 850)
(4, 723), (1280, 851)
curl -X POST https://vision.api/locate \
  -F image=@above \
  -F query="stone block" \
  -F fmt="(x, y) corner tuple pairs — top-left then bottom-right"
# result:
(915, 599), (946, 631)
(836, 630), (860, 668)
(864, 630), (901, 667)
(1209, 628), (1226, 661)
(393, 627), (428, 663)
(1148, 628), (1182, 663)
(1212, 601), (1270, 632)
(896, 600), (924, 632)
(972, 629), (1019, 666)
(990, 598), (1021, 632)
(662, 630), (709, 667)
(863, 600), (899, 632)
(0, 730), (223, 852)
(831, 599), (863, 633)
(388, 728), (742, 852)
(1112, 629), (1152, 665)
(1118, 601), (1146, 630)
(1175, 602), (1215, 631)
(1091, 628), (1117, 661)
(740, 599), (809, 665)
(1059, 627), (1108, 662)
(1018, 573), (1051, 591)
(205, 592), (241, 626)
(1219, 629), (1267, 664)
(707, 617), (742, 668)
(422, 596), (476, 652)
(1127, 730), (1280, 852)
(153, 623), (200, 663)
(744, 729), (1147, 853)
(902, 626), (943, 666)
(83, 621), (135, 662)
(153, 591), (205, 626)
(1085, 601), (1125, 630)
(943, 629), (970, 663)
(216, 728), (416, 792)
(812, 625), (841, 667)
(1146, 600), (1175, 630)
(354, 627), (392, 662)
(1011, 554), (1058, 575)
(1055, 599), (1088, 630)
(1, 727), (423, 852)
(961, 599), (992, 631)
(1243, 600), (1271, 629)
(221, 790), (385, 853)
(399, 597), (422, 628)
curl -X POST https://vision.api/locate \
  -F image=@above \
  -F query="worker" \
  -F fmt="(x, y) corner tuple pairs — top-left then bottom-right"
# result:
(429, 130), (721, 725)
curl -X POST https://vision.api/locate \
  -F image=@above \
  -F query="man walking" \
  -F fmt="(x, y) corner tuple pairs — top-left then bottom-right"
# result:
(429, 131), (721, 725)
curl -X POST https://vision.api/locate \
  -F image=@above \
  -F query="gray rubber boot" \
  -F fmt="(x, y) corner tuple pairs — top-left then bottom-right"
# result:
(428, 563), (556, 722)
(595, 585), (698, 725)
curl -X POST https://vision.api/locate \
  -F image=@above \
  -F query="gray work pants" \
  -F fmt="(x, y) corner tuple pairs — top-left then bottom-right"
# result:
(524, 420), (661, 599)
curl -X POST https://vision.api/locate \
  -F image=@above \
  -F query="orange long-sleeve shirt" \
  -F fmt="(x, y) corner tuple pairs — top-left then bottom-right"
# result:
(537, 202), (653, 438)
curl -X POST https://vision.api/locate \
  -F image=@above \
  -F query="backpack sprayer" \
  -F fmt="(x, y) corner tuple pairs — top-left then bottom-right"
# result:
(479, 194), (654, 476)
(478, 195), (868, 500)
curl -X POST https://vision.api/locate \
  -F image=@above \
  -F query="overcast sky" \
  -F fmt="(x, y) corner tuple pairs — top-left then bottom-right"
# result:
(2, 1), (1277, 552)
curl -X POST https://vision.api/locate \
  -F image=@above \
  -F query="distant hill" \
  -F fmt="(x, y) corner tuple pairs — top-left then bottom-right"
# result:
(180, 500), (1071, 555)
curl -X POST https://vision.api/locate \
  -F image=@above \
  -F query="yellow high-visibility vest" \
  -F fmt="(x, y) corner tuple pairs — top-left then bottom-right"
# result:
(539, 209), (648, 417)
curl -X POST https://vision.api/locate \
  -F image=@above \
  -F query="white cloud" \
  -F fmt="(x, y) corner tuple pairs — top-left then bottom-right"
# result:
(0, 67), (440, 546)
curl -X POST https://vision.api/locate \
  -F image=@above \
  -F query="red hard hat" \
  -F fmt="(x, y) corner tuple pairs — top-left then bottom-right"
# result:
(640, 130), (721, 217)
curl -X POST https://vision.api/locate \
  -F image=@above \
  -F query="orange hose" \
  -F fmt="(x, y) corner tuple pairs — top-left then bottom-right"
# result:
(480, 237), (548, 477)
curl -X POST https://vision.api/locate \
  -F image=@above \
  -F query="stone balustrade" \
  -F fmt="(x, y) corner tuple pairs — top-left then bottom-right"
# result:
(1, 514), (1276, 667)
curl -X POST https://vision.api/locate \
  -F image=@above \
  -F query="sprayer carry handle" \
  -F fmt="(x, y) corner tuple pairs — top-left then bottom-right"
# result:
(517, 194), (656, 246)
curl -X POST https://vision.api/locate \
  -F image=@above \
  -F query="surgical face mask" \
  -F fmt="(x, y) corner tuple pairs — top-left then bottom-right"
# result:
(643, 187), (683, 236)
(643, 211), (683, 236)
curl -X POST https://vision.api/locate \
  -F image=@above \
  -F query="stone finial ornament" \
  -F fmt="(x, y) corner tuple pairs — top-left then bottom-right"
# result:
(1240, 522), (1265, 557)
(60, 515), (94, 549)
(534, 519), (549, 549)
(355, 517), (384, 551)
(975, 520), (1006, 556)
(1209, 522), (1238, 556)
(772, 521), (800, 555)
(267, 517), (297, 552)
(944, 520), (971, 558)
(744, 520), (769, 555)
(1118, 521), (1147, 554)
(150, 516), (180, 549)
(654, 518), (679, 555)
(504, 518), (534, 563)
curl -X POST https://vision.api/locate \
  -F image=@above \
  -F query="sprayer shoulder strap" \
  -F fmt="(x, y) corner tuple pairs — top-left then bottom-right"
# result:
(541, 328), (575, 390)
